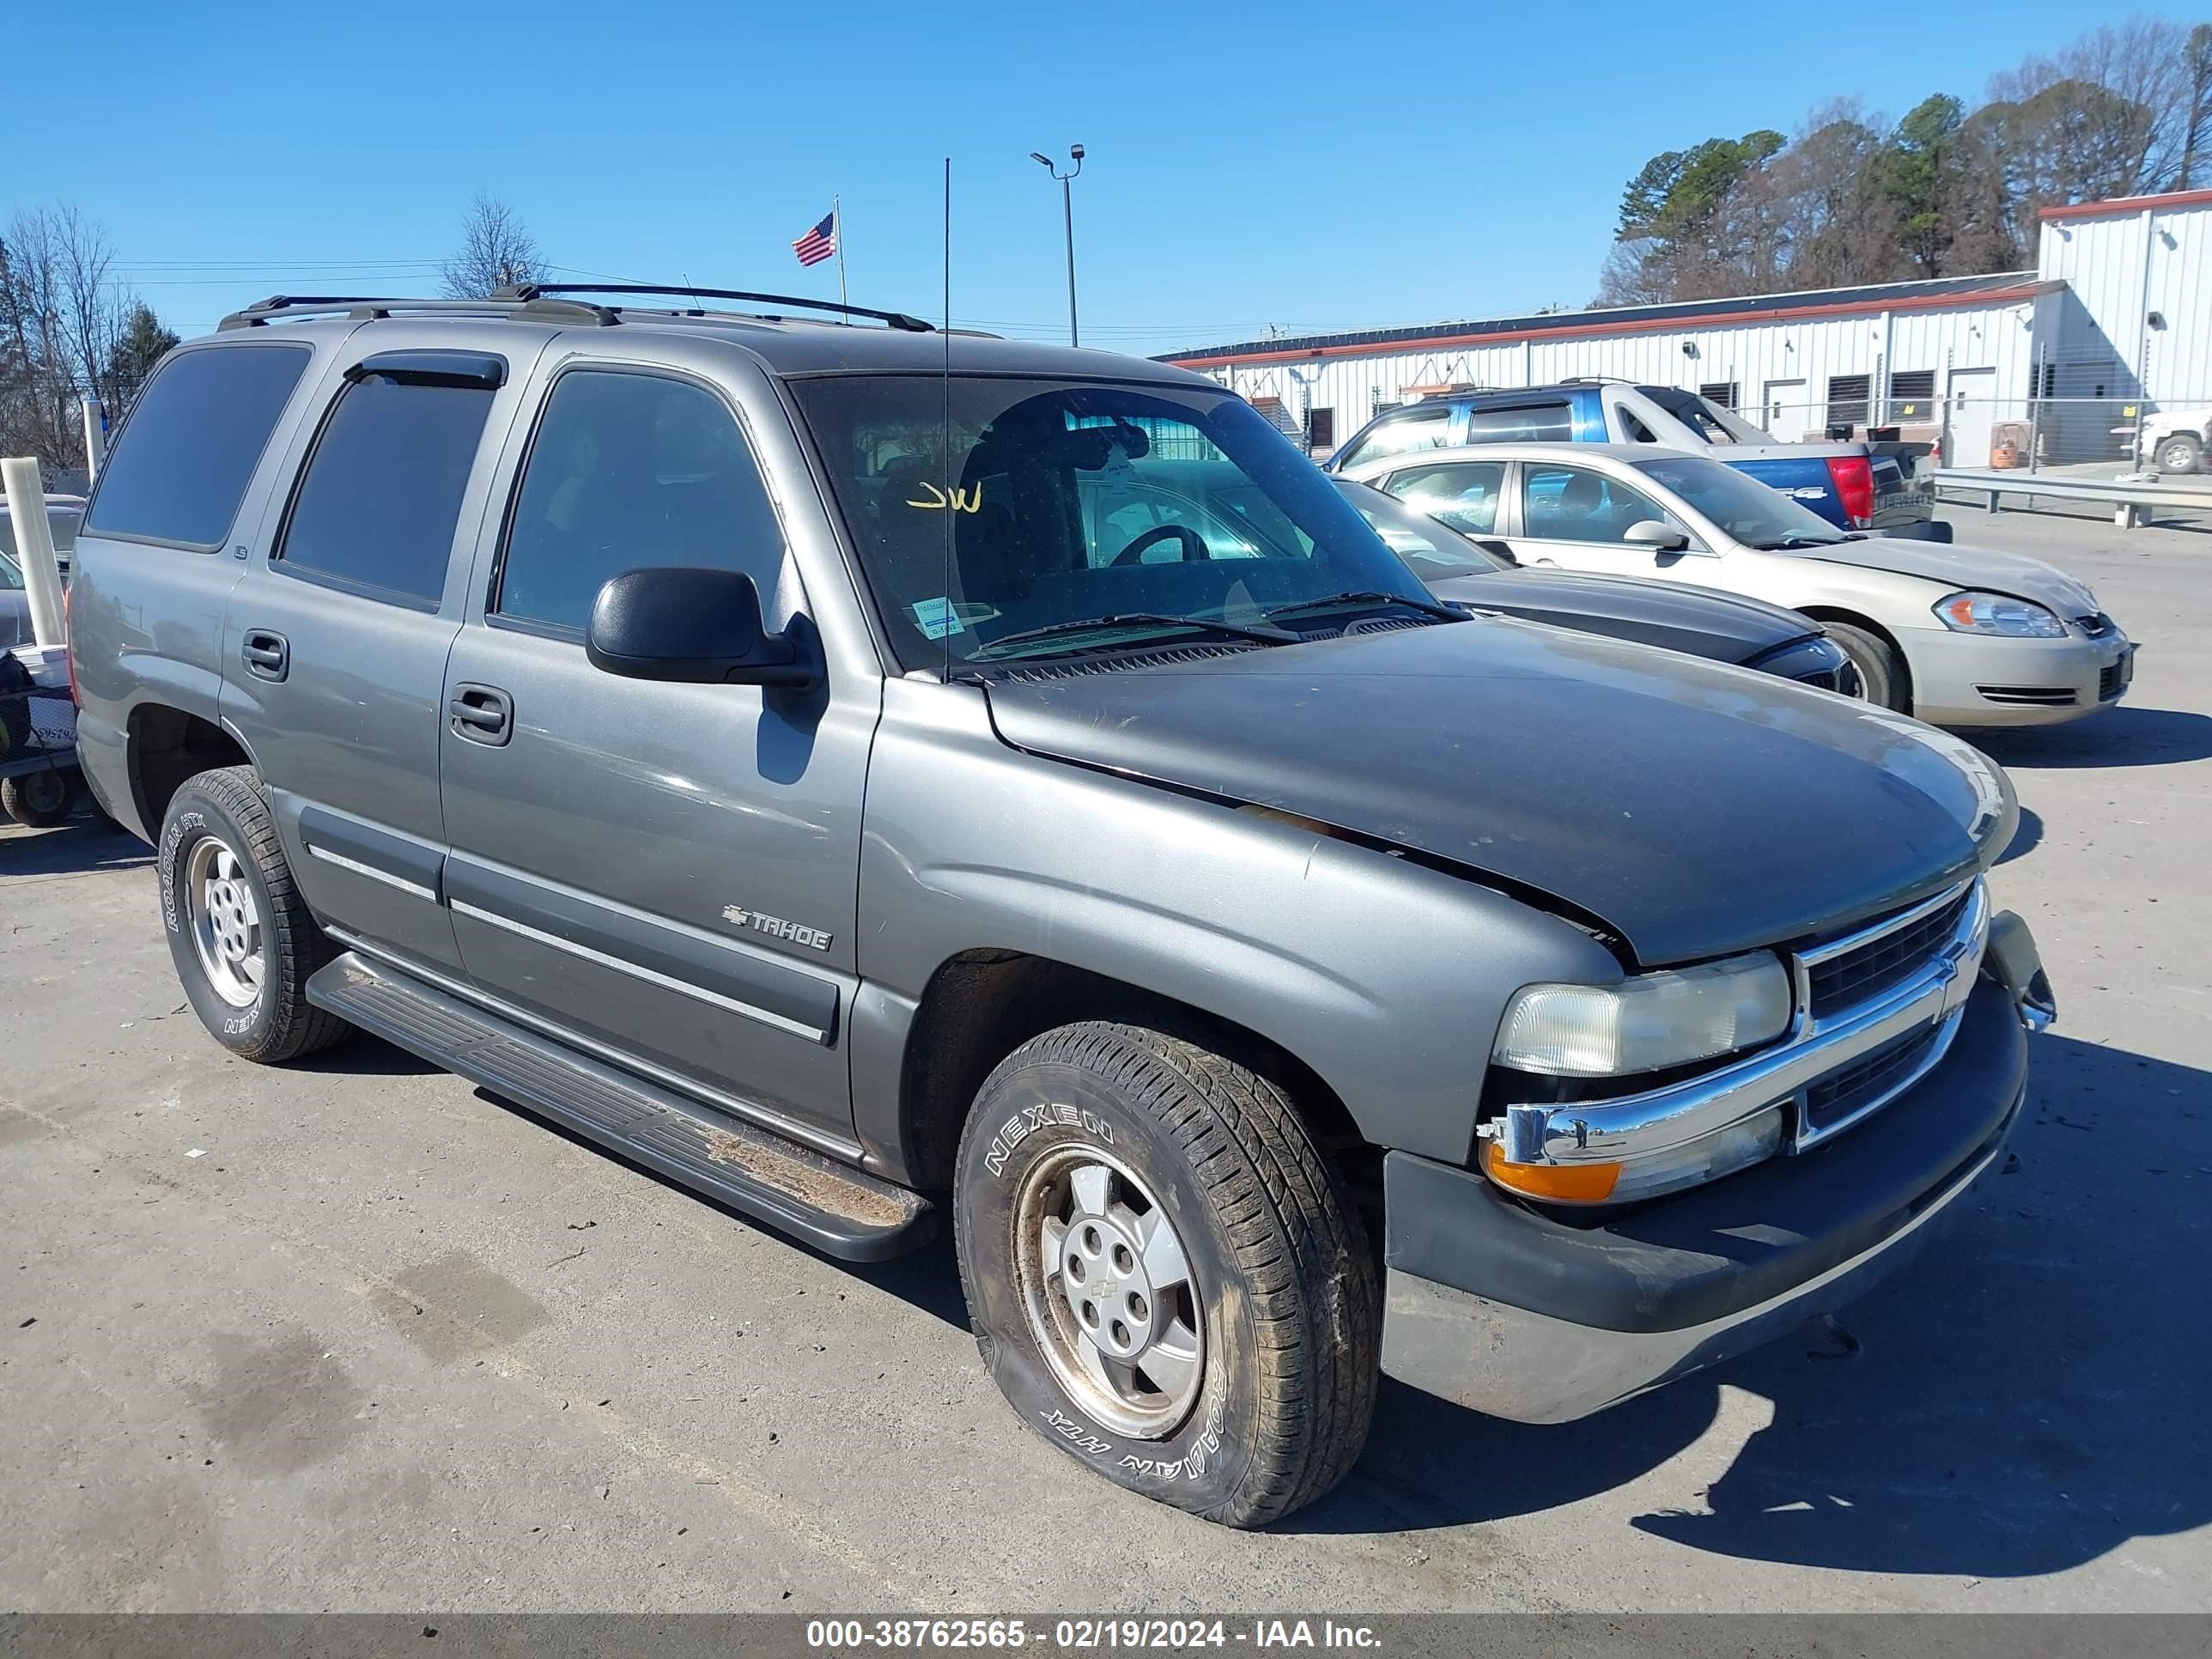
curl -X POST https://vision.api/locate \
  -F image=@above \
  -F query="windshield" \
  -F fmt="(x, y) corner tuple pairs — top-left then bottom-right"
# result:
(1637, 386), (1771, 446)
(1329, 478), (1505, 574)
(0, 551), (22, 590)
(1632, 455), (1850, 550)
(793, 377), (1437, 667)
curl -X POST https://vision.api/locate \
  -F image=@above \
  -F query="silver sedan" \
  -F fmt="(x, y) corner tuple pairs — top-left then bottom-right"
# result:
(1335, 442), (2133, 727)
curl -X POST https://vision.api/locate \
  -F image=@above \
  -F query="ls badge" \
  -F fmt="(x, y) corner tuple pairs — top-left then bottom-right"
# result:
(723, 905), (834, 951)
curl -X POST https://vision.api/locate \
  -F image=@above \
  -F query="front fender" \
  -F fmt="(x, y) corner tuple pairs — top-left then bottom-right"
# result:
(854, 680), (1623, 1168)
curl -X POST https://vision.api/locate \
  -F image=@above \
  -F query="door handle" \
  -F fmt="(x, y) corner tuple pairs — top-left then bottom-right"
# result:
(449, 683), (513, 746)
(240, 629), (289, 682)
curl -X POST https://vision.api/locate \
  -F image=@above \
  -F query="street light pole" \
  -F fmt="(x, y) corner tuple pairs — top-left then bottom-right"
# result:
(1030, 144), (1085, 346)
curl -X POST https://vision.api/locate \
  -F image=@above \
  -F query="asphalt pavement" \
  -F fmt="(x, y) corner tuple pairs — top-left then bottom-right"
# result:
(3, 502), (2207, 1614)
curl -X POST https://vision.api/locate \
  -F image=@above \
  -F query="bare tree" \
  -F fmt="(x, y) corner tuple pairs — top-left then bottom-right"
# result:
(440, 192), (544, 298)
(0, 204), (149, 477)
(2179, 24), (2212, 189)
(1767, 101), (1904, 288)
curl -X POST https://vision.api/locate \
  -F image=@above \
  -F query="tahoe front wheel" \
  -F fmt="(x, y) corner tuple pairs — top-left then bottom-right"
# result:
(953, 1022), (1379, 1528)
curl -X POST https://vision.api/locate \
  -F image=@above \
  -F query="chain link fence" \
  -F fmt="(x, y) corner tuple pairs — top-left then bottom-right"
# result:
(1741, 392), (2212, 483)
(1929, 396), (2210, 478)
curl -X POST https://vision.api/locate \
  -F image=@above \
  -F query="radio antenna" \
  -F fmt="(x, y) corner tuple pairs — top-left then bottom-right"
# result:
(939, 155), (954, 685)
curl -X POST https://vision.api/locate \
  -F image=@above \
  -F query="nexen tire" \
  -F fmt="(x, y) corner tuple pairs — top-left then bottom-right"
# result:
(952, 1022), (1379, 1528)
(158, 766), (349, 1064)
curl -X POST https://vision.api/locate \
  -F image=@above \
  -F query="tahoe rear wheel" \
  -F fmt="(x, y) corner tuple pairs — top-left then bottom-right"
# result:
(159, 766), (349, 1063)
(953, 1022), (1380, 1528)
(1824, 622), (1909, 712)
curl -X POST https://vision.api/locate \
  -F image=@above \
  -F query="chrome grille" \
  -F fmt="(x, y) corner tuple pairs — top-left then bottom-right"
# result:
(1804, 885), (1975, 1020)
(1801, 1024), (1943, 1136)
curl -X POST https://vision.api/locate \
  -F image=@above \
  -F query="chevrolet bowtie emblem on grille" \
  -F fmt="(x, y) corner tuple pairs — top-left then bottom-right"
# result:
(722, 905), (833, 951)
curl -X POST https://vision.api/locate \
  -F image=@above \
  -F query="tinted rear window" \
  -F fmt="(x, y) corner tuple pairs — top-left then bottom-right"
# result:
(277, 374), (495, 605)
(84, 345), (312, 548)
(1335, 404), (1451, 470)
(1466, 402), (1572, 442)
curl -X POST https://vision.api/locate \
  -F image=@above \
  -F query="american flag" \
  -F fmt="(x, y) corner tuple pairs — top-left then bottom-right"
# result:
(792, 210), (837, 267)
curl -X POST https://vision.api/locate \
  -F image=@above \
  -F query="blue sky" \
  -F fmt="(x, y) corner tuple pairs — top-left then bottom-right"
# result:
(9, 1), (2197, 356)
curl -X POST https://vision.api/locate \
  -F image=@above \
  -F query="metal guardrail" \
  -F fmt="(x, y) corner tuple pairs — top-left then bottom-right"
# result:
(1930, 468), (2212, 530)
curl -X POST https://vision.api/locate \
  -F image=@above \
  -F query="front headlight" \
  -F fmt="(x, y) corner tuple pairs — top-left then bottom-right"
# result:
(1492, 951), (1793, 1077)
(1933, 591), (2067, 637)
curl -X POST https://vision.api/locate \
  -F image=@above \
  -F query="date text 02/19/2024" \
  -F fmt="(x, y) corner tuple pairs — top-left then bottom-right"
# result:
(804, 1621), (1382, 1650)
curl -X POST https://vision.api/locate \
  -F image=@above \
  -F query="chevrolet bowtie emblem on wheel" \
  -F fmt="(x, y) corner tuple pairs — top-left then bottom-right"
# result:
(722, 905), (833, 951)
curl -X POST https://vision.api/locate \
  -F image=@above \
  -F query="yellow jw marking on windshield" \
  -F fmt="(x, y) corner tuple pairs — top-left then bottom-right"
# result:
(903, 481), (984, 513)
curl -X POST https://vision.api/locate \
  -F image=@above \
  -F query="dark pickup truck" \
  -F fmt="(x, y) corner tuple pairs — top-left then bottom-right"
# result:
(69, 286), (2051, 1527)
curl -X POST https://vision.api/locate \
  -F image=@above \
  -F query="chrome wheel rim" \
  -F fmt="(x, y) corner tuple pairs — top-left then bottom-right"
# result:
(185, 835), (264, 1009)
(1014, 1143), (1205, 1438)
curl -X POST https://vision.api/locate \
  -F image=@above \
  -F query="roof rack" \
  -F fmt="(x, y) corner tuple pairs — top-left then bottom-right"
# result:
(496, 283), (934, 333)
(220, 294), (618, 331)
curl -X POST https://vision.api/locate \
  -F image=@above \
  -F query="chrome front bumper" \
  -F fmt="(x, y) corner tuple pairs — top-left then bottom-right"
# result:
(1384, 1098), (2013, 1424)
(1382, 963), (2040, 1425)
(1490, 878), (1990, 1175)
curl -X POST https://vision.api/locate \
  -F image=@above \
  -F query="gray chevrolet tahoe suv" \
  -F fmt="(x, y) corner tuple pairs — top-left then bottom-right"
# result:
(69, 286), (2057, 1528)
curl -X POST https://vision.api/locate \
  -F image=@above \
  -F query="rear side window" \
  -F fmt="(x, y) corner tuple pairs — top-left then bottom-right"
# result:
(84, 345), (310, 548)
(278, 373), (496, 605)
(1335, 404), (1451, 470)
(1382, 459), (1508, 536)
(1638, 386), (1748, 444)
(494, 370), (787, 634)
(1466, 402), (1573, 443)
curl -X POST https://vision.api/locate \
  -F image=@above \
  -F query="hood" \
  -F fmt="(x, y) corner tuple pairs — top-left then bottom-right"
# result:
(1803, 538), (2102, 618)
(982, 620), (2013, 967)
(1423, 567), (1815, 665)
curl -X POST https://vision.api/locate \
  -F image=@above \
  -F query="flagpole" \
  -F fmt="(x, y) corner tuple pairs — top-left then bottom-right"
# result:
(835, 193), (848, 323)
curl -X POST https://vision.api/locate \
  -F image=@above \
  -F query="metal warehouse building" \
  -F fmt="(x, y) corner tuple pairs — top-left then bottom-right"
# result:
(1163, 188), (2212, 471)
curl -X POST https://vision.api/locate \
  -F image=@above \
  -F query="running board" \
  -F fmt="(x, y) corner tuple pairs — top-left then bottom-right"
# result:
(305, 951), (934, 1261)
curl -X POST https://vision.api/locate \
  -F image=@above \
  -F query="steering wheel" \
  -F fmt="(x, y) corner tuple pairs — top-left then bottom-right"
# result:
(1109, 524), (1210, 567)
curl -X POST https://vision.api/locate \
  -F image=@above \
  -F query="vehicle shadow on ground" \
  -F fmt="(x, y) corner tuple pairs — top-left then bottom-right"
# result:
(1972, 707), (2212, 769)
(308, 1032), (445, 1078)
(1997, 805), (2041, 864)
(0, 811), (152, 877)
(1294, 1031), (2212, 1579)
(460, 1079), (978, 1328)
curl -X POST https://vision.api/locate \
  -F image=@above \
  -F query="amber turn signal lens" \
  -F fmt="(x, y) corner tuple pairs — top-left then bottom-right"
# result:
(1483, 1141), (1622, 1203)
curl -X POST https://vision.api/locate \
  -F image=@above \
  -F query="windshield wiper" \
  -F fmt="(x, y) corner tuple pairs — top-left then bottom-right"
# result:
(970, 612), (1301, 659)
(1260, 589), (1464, 623)
(1750, 535), (1850, 551)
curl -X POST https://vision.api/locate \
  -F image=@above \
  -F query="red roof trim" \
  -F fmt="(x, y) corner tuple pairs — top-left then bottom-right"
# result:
(2039, 188), (2212, 222)
(1168, 283), (2050, 369)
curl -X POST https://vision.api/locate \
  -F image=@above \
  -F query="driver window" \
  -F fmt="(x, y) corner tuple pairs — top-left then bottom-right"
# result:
(495, 370), (790, 634)
(1521, 465), (1669, 544)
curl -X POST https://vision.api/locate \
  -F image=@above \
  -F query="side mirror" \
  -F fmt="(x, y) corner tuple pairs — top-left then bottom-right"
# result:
(1471, 538), (1521, 566)
(586, 567), (818, 688)
(1622, 520), (1690, 552)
